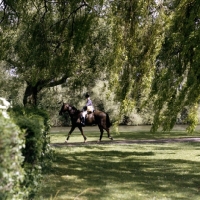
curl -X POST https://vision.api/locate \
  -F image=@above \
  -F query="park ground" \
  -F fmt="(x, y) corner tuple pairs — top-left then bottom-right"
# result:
(37, 125), (200, 200)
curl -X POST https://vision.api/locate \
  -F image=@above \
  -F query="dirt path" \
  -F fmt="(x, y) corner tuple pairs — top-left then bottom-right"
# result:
(51, 137), (200, 147)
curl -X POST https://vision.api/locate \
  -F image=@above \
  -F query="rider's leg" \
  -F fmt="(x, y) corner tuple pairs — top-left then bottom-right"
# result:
(81, 111), (87, 126)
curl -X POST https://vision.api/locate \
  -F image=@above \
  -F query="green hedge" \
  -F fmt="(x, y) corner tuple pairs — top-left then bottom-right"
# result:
(0, 106), (53, 199)
(10, 106), (53, 199)
(0, 114), (26, 199)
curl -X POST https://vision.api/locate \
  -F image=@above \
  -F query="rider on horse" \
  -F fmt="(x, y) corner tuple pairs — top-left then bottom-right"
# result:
(81, 93), (94, 126)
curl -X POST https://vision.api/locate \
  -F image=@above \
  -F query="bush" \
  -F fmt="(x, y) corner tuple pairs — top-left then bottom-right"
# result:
(10, 106), (53, 199)
(0, 114), (26, 200)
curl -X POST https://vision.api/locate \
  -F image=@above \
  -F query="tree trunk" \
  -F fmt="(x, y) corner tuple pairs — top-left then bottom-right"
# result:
(23, 76), (68, 106)
(23, 84), (38, 106)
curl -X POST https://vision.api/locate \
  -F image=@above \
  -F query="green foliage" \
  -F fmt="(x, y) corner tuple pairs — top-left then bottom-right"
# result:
(0, 63), (23, 105)
(1, 0), (200, 132)
(0, 114), (26, 200)
(106, 0), (165, 121)
(150, 0), (200, 132)
(38, 79), (155, 127)
(2, 0), (106, 106)
(10, 106), (53, 199)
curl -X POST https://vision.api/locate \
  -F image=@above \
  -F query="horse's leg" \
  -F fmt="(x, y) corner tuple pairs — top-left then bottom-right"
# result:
(65, 126), (76, 143)
(101, 122), (113, 140)
(78, 126), (87, 143)
(97, 125), (104, 142)
(105, 127), (113, 140)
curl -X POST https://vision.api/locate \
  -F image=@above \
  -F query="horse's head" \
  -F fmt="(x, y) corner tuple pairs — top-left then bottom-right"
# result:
(59, 103), (70, 115)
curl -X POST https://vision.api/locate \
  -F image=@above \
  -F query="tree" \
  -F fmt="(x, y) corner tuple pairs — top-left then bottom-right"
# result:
(1, 0), (105, 106)
(101, 0), (200, 131)
(104, 0), (166, 123)
(1, 0), (200, 132)
(150, 0), (200, 132)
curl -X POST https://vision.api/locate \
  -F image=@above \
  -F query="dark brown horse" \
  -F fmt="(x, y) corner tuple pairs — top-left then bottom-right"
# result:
(59, 103), (113, 142)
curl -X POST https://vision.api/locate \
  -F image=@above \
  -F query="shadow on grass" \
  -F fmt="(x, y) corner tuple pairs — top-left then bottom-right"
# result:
(38, 143), (200, 200)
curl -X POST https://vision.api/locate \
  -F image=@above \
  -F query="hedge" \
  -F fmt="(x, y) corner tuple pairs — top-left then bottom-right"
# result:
(10, 106), (53, 199)
(0, 114), (26, 199)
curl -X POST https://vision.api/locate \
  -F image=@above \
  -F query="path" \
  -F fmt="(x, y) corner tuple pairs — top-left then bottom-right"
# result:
(51, 137), (200, 147)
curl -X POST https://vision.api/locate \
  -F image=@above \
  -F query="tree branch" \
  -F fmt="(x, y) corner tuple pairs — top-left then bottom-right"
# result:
(46, 74), (69, 88)
(49, 1), (92, 30)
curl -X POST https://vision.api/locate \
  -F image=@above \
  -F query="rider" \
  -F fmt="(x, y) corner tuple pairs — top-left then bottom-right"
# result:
(81, 93), (94, 126)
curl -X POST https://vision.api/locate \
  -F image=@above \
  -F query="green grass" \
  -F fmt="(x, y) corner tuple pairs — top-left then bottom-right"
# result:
(37, 126), (200, 200)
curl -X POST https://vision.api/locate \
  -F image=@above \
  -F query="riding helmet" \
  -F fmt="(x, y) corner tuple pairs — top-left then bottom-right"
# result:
(85, 93), (90, 98)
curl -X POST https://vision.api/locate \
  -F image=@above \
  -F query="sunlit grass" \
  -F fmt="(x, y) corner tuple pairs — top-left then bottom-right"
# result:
(37, 126), (200, 200)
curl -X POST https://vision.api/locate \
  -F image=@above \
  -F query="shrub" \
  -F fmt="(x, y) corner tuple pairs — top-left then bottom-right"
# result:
(0, 114), (26, 200)
(10, 106), (53, 199)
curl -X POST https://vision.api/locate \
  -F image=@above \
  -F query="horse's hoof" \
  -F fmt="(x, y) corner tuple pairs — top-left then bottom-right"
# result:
(84, 138), (87, 143)
(97, 140), (101, 143)
(109, 137), (113, 140)
(65, 140), (68, 143)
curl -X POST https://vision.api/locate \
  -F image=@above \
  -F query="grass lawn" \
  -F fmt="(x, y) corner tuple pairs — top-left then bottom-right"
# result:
(37, 126), (200, 200)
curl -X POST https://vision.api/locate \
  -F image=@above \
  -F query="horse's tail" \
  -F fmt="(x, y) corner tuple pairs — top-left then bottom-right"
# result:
(106, 113), (112, 128)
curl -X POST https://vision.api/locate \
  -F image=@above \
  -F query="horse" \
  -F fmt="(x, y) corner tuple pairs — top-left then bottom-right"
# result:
(59, 103), (113, 143)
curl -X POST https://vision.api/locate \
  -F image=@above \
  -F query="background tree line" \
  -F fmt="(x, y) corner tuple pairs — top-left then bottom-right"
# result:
(0, 0), (200, 131)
